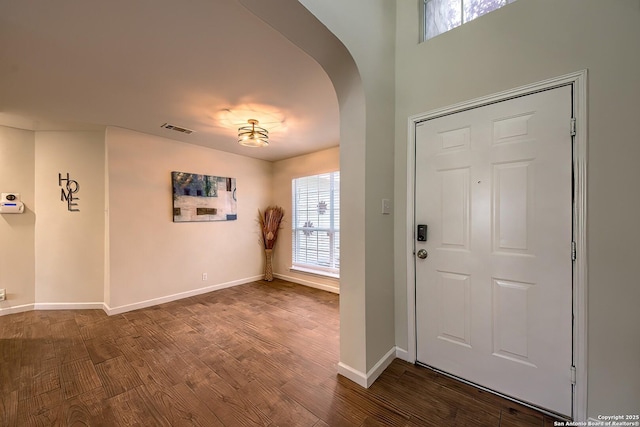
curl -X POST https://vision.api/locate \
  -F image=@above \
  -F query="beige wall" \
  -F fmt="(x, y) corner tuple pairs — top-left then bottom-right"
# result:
(272, 147), (340, 293)
(394, 0), (640, 417)
(34, 131), (105, 304)
(0, 126), (35, 311)
(6, 0), (635, 416)
(0, 123), (300, 316)
(105, 127), (272, 310)
(239, 0), (392, 378)
(299, 0), (397, 377)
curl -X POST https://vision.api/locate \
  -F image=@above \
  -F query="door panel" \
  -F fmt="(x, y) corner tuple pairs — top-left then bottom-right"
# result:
(415, 86), (573, 416)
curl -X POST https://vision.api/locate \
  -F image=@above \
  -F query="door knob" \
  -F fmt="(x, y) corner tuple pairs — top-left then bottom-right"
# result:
(416, 249), (428, 259)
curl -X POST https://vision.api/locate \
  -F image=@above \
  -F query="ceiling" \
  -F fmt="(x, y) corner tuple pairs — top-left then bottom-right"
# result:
(0, 0), (340, 162)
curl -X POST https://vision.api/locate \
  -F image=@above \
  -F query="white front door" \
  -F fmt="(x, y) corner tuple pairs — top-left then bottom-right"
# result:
(415, 86), (573, 416)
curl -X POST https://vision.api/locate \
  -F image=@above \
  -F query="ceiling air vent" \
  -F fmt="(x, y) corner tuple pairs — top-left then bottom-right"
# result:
(161, 123), (194, 135)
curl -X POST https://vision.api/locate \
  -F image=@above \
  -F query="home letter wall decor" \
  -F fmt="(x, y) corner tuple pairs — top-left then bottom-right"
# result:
(59, 172), (80, 212)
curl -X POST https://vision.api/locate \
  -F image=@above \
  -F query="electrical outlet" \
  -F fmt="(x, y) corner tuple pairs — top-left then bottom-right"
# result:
(0, 289), (6, 301)
(202, 273), (207, 281)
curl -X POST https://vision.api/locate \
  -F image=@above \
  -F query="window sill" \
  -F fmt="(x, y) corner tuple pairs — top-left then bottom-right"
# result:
(290, 266), (339, 280)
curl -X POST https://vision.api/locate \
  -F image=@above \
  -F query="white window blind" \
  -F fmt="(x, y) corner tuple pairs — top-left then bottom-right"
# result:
(292, 172), (340, 276)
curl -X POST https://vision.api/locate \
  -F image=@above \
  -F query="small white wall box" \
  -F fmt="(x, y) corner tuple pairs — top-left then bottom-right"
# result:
(0, 193), (25, 213)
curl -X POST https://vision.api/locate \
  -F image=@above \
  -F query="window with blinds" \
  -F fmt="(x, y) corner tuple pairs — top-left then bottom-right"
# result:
(292, 171), (340, 277)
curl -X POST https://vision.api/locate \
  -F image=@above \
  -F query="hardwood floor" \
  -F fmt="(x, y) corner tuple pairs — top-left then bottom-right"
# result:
(0, 279), (560, 426)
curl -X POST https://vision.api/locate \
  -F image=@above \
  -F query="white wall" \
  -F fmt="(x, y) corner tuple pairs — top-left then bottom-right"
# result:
(0, 127), (105, 311)
(243, 0), (398, 382)
(272, 147), (340, 293)
(105, 127), (272, 311)
(0, 123), (285, 317)
(299, 0), (397, 377)
(394, 0), (640, 417)
(0, 126), (35, 311)
(238, 0), (375, 378)
(34, 131), (105, 304)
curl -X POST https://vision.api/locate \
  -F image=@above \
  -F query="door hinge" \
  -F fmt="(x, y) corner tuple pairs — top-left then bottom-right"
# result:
(570, 366), (577, 385)
(570, 118), (577, 136)
(571, 241), (577, 261)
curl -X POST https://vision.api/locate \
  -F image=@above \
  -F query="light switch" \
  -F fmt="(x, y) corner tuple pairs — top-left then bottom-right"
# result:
(382, 199), (392, 215)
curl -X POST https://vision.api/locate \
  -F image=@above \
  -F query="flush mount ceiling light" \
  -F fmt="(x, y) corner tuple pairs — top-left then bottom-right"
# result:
(238, 119), (269, 147)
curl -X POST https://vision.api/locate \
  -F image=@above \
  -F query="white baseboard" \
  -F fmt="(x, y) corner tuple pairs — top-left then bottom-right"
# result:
(34, 302), (106, 311)
(0, 276), (261, 317)
(273, 273), (339, 294)
(337, 362), (368, 387)
(0, 303), (35, 317)
(338, 346), (397, 388)
(366, 347), (397, 386)
(104, 275), (262, 315)
(395, 347), (412, 363)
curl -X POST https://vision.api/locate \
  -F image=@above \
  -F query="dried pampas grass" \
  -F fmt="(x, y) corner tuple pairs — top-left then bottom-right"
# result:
(258, 206), (285, 250)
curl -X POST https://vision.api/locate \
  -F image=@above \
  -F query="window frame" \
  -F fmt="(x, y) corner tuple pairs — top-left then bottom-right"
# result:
(421, 0), (518, 42)
(291, 171), (340, 278)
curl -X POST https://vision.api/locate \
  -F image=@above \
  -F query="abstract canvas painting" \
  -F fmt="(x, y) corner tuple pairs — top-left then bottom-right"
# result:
(172, 171), (237, 222)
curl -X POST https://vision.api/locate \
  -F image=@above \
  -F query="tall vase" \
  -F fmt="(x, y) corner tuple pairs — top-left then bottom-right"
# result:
(264, 248), (274, 281)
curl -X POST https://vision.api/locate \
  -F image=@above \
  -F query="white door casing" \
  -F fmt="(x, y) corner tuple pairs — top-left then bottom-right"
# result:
(414, 86), (573, 416)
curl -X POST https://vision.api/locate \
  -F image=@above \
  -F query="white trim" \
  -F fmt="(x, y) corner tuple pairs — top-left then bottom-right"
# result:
(365, 347), (397, 387)
(338, 346), (397, 388)
(34, 302), (105, 311)
(395, 347), (411, 363)
(104, 275), (262, 315)
(289, 266), (339, 280)
(0, 303), (35, 316)
(337, 362), (368, 388)
(406, 101), (418, 370)
(419, 0), (426, 43)
(274, 272), (339, 294)
(572, 70), (589, 423)
(0, 276), (266, 317)
(406, 70), (588, 421)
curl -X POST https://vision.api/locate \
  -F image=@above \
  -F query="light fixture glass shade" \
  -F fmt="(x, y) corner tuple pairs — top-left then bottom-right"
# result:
(238, 119), (269, 147)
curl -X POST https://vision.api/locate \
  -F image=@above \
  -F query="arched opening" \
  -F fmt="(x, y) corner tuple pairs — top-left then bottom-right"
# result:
(237, 0), (371, 381)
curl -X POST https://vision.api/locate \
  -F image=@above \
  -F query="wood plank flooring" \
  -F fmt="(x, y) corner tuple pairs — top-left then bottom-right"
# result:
(0, 279), (560, 426)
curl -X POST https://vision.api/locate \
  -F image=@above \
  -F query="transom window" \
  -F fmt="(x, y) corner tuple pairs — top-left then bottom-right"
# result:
(291, 172), (340, 277)
(423, 0), (518, 41)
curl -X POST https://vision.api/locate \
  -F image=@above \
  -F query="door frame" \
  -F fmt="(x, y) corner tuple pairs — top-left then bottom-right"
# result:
(405, 70), (587, 420)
